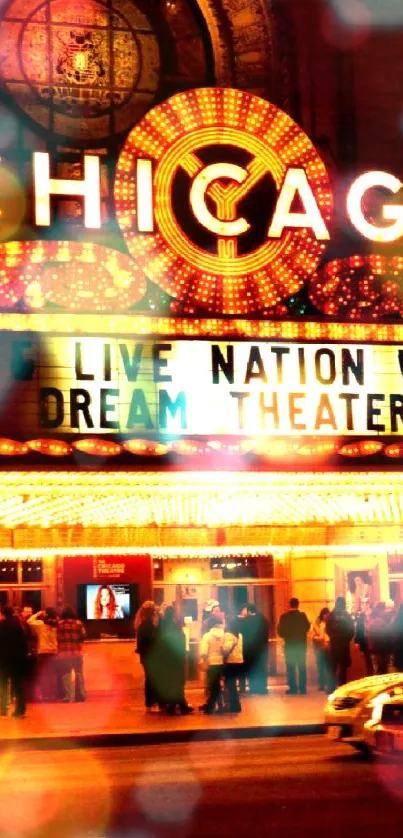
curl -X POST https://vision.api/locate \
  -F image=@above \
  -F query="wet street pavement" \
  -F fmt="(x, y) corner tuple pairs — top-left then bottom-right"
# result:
(1, 735), (403, 838)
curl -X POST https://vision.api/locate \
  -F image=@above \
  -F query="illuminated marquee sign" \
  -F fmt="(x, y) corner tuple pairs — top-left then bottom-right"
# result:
(1, 88), (402, 318)
(5, 335), (403, 438)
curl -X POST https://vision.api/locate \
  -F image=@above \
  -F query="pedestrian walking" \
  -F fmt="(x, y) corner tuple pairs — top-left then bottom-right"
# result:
(135, 600), (161, 712)
(57, 606), (86, 702)
(200, 614), (225, 714)
(0, 605), (29, 717)
(223, 618), (243, 712)
(155, 605), (194, 715)
(327, 597), (354, 689)
(311, 607), (331, 692)
(277, 598), (311, 695)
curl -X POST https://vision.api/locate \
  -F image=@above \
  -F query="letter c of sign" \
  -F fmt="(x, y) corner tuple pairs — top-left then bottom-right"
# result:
(189, 163), (250, 237)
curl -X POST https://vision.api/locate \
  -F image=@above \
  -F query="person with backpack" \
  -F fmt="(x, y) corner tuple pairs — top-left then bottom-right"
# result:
(200, 614), (225, 714)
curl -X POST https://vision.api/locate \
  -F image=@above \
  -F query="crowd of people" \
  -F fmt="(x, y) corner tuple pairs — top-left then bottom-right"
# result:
(2, 593), (403, 721)
(282, 596), (403, 696)
(0, 604), (86, 718)
(312, 597), (403, 692)
(136, 596), (403, 714)
(135, 600), (269, 715)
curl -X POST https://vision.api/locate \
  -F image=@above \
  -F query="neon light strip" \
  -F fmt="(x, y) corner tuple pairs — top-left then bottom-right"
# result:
(0, 436), (401, 459)
(0, 470), (402, 487)
(0, 544), (398, 559)
(0, 312), (402, 341)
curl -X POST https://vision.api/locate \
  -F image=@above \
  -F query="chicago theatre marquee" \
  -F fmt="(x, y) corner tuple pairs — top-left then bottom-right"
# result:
(0, 0), (403, 632)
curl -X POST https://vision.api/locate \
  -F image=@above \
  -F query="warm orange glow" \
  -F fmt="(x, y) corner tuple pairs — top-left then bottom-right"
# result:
(339, 440), (384, 457)
(384, 444), (403, 458)
(0, 435), (395, 460)
(189, 162), (250, 237)
(296, 441), (339, 457)
(114, 87), (332, 315)
(123, 439), (170, 456)
(309, 254), (403, 319)
(1, 312), (403, 342)
(0, 438), (28, 456)
(72, 439), (122, 457)
(28, 439), (72, 456)
(0, 241), (146, 311)
(0, 471), (399, 530)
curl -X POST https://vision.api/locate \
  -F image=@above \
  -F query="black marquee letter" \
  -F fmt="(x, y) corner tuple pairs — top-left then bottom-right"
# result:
(212, 345), (234, 384)
(40, 387), (64, 429)
(100, 388), (119, 429)
(70, 389), (94, 429)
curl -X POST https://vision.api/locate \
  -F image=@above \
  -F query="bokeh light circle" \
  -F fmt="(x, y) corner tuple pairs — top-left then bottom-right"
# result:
(0, 747), (111, 836)
(135, 759), (202, 824)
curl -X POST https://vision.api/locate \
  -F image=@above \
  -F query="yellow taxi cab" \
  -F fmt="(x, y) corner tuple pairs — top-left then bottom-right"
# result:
(325, 673), (403, 750)
(364, 694), (403, 756)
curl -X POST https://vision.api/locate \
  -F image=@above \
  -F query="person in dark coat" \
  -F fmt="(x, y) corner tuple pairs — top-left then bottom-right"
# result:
(355, 611), (373, 676)
(0, 605), (29, 717)
(368, 602), (391, 675)
(134, 600), (161, 712)
(277, 598), (311, 694)
(154, 606), (194, 715)
(241, 604), (270, 694)
(327, 597), (355, 689)
(393, 603), (403, 671)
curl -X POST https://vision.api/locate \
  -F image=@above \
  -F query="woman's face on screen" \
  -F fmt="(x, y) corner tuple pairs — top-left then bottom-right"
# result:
(100, 588), (110, 606)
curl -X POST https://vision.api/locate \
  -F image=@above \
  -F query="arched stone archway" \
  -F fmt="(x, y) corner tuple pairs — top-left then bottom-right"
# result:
(196, 0), (286, 102)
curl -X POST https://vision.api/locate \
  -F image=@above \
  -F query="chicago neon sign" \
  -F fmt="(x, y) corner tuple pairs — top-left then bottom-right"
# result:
(0, 87), (402, 318)
(32, 150), (403, 246)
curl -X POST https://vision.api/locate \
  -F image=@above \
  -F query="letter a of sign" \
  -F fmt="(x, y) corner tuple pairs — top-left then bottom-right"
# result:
(268, 168), (329, 241)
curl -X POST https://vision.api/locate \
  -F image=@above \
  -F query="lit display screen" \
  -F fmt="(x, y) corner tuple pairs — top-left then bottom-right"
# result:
(3, 333), (403, 438)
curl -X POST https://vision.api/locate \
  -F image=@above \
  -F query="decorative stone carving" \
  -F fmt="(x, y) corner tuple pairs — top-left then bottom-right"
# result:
(196, 0), (281, 100)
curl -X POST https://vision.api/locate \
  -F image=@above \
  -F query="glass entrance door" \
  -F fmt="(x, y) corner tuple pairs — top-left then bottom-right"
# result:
(217, 585), (248, 616)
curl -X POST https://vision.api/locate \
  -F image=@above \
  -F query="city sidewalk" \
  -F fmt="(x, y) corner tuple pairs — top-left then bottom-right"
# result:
(0, 682), (327, 748)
